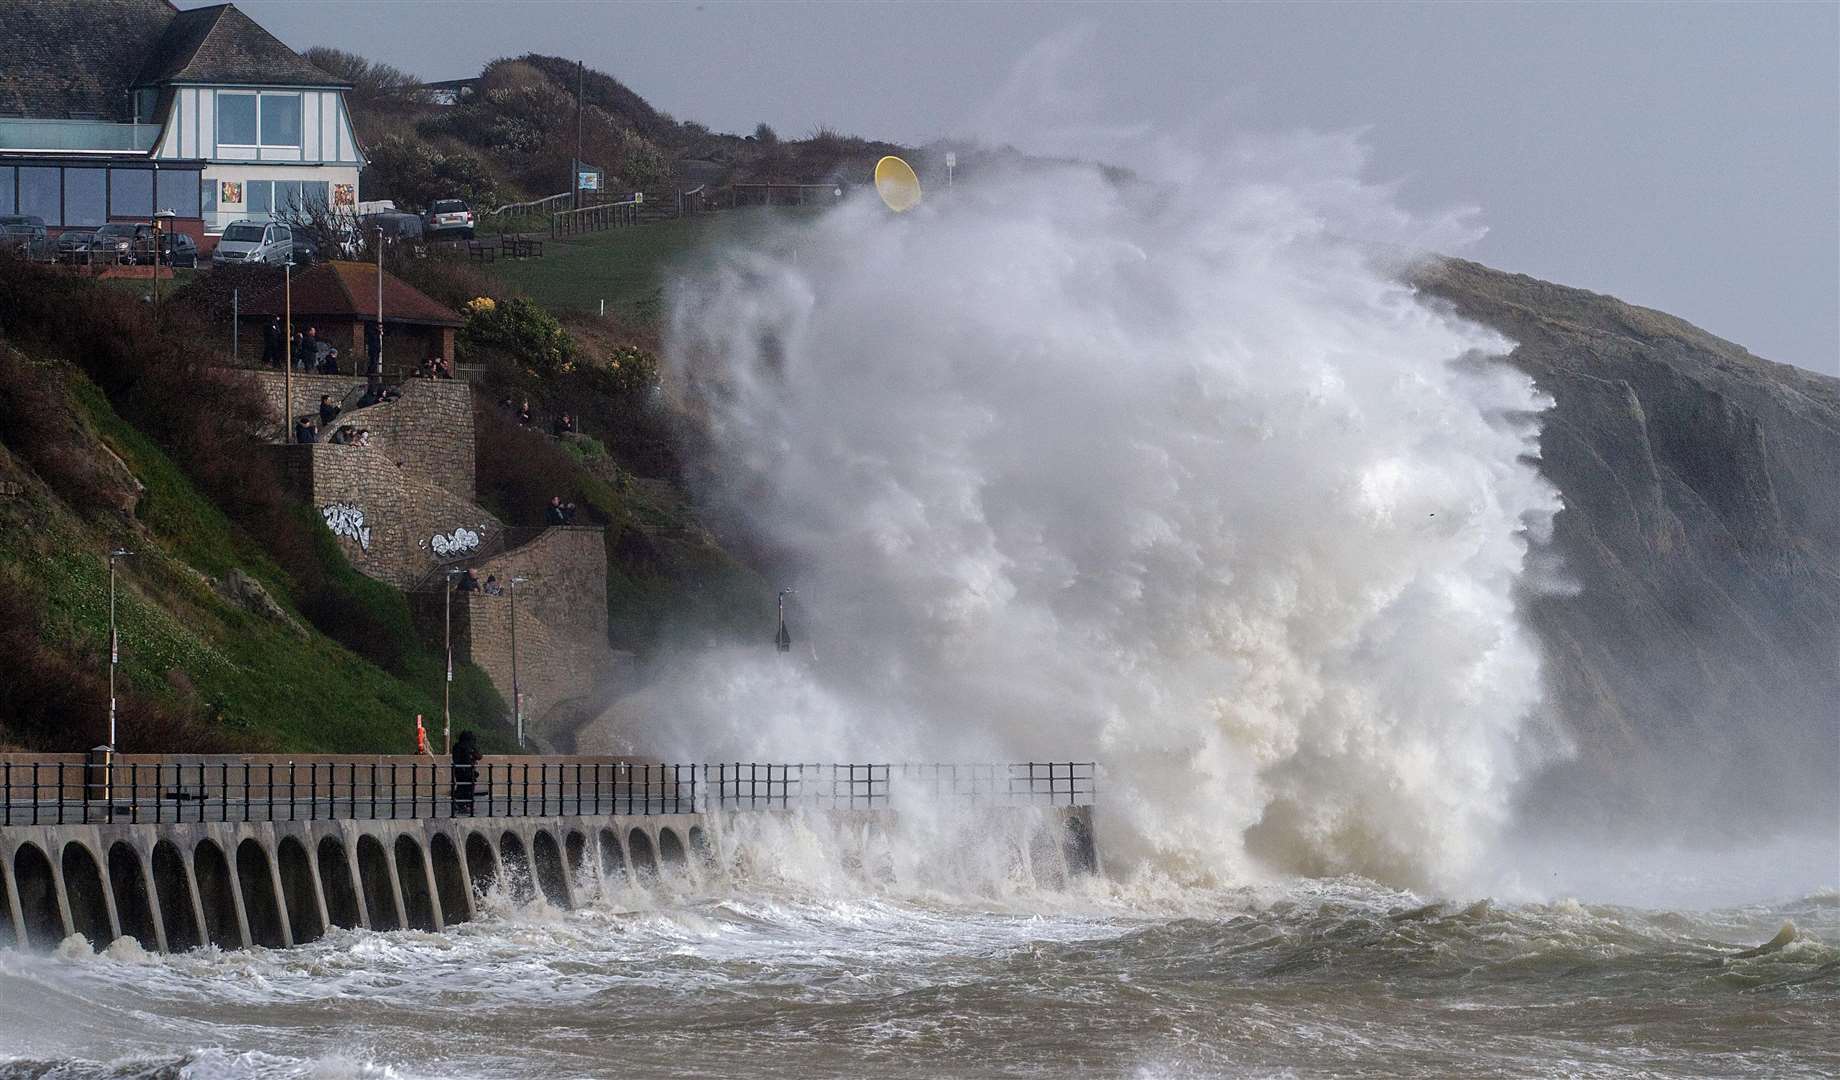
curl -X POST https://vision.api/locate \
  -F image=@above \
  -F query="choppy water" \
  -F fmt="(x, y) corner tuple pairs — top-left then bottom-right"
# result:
(1, 819), (1835, 1079)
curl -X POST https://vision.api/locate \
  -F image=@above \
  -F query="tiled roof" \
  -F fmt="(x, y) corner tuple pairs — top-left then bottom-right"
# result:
(0, 1), (344, 121)
(242, 261), (464, 328)
(136, 4), (347, 89)
(0, 0), (176, 119)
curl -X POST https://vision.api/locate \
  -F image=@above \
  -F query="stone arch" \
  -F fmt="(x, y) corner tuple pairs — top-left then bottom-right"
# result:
(464, 832), (499, 897)
(498, 831), (534, 904)
(151, 841), (199, 951)
(656, 828), (688, 878)
(597, 828), (627, 886)
(235, 839), (286, 948)
(626, 829), (657, 882)
(530, 830), (571, 909)
(192, 840), (240, 949)
(428, 833), (470, 925)
(61, 842), (111, 948)
(13, 843), (63, 949)
(687, 826), (718, 873)
(276, 838), (323, 945)
(106, 842), (158, 950)
(393, 835), (439, 932)
(355, 835), (401, 931)
(565, 830), (590, 889)
(315, 837), (362, 930)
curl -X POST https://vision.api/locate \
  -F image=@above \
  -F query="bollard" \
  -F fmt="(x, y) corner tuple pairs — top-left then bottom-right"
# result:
(84, 744), (113, 807)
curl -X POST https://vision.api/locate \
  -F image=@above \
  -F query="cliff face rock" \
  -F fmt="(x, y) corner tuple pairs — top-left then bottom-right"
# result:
(1413, 258), (1840, 835)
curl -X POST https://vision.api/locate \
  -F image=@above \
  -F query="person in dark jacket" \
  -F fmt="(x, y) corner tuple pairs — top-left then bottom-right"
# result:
(318, 394), (339, 426)
(545, 495), (567, 525)
(262, 317), (284, 367)
(451, 730), (483, 815)
(293, 416), (317, 444)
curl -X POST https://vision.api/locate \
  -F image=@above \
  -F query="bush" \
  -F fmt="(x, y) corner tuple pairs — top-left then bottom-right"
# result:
(365, 134), (500, 212)
(582, 344), (660, 400)
(461, 295), (573, 374)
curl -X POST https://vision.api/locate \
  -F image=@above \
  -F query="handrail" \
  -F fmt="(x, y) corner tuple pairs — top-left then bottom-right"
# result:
(1, 759), (1099, 825)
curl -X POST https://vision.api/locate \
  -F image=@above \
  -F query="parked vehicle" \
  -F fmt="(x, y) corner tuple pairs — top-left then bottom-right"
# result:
(425, 198), (475, 239)
(291, 231), (321, 267)
(158, 231), (199, 268)
(87, 223), (142, 264)
(211, 219), (293, 266)
(53, 229), (98, 264)
(0, 215), (49, 258)
(361, 211), (424, 244)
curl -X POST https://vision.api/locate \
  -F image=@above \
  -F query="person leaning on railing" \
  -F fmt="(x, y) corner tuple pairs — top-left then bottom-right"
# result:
(451, 730), (482, 815)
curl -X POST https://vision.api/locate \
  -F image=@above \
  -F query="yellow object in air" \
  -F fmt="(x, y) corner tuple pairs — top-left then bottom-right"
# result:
(874, 156), (922, 213)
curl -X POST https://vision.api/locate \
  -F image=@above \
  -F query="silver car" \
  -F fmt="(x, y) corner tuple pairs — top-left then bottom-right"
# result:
(212, 219), (293, 266)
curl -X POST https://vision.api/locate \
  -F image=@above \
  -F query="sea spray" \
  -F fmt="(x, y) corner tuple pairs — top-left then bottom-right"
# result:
(645, 147), (1560, 893)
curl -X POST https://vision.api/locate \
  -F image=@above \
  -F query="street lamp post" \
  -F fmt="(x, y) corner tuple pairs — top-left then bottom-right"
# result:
(107, 548), (135, 747)
(444, 567), (460, 754)
(375, 226), (384, 379)
(283, 258), (294, 442)
(509, 575), (528, 748)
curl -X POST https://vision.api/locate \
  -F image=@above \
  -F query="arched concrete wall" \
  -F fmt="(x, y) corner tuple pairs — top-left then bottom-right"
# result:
(14, 844), (63, 949)
(0, 863), (15, 950)
(429, 833), (471, 924)
(235, 839), (287, 948)
(61, 843), (112, 948)
(627, 829), (657, 881)
(530, 830), (572, 909)
(192, 840), (243, 949)
(107, 841), (159, 951)
(1062, 812), (1098, 876)
(464, 831), (499, 898)
(151, 841), (199, 951)
(657, 828), (687, 879)
(393, 835), (439, 932)
(597, 828), (627, 887)
(316, 836), (363, 930)
(355, 835), (401, 932)
(276, 838), (324, 945)
(498, 831), (534, 904)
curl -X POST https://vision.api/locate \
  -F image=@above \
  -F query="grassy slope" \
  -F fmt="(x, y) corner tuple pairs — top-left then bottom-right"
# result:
(2, 368), (517, 753)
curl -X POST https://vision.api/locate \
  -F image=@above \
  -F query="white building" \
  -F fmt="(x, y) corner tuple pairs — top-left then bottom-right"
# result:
(0, 1), (363, 249)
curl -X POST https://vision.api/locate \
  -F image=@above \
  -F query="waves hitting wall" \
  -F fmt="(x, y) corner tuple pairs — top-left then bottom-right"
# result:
(655, 148), (1561, 893)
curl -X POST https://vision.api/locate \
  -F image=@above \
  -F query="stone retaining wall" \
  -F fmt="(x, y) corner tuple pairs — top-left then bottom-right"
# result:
(245, 372), (475, 500)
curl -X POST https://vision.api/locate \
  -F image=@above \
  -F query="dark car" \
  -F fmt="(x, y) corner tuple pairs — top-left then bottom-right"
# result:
(86, 223), (141, 264)
(362, 211), (424, 244)
(0, 215), (49, 258)
(53, 229), (98, 264)
(425, 198), (475, 239)
(158, 231), (199, 268)
(290, 230), (320, 267)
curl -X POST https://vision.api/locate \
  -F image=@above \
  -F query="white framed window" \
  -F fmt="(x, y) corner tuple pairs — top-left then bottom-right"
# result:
(217, 92), (257, 146)
(259, 94), (302, 147)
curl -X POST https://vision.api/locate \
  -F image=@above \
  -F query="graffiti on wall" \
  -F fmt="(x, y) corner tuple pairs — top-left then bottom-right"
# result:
(321, 503), (371, 552)
(430, 526), (482, 558)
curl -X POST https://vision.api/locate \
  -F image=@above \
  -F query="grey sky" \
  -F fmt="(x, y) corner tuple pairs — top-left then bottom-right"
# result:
(226, 0), (1838, 375)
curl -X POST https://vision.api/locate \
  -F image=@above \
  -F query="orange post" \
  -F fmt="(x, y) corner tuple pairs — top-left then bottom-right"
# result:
(415, 714), (433, 756)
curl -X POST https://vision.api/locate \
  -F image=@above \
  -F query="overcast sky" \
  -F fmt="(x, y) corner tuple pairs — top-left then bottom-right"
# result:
(226, 0), (1838, 375)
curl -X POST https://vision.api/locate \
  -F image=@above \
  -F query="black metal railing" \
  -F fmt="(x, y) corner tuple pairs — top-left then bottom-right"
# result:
(0, 760), (1098, 827)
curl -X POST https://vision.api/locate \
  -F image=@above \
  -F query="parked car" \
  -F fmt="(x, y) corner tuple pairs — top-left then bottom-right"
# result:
(291, 231), (320, 267)
(0, 215), (49, 258)
(53, 229), (98, 264)
(212, 219), (293, 266)
(157, 231), (199, 268)
(86, 222), (143, 264)
(425, 198), (475, 239)
(362, 211), (424, 244)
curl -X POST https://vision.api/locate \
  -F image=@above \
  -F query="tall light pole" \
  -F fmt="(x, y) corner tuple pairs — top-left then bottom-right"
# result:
(375, 225), (384, 379)
(444, 566), (460, 754)
(573, 59), (585, 212)
(509, 575), (528, 748)
(283, 258), (294, 442)
(775, 587), (793, 653)
(107, 548), (135, 747)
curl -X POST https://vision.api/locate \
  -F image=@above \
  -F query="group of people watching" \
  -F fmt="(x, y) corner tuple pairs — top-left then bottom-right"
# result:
(545, 495), (579, 525)
(496, 396), (582, 441)
(259, 317), (393, 386)
(454, 569), (508, 595)
(415, 355), (456, 380)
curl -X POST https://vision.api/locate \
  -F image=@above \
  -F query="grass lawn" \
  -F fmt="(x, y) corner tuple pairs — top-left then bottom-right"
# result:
(485, 208), (820, 326)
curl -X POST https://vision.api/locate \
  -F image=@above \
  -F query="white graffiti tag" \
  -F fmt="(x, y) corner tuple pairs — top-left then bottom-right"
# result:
(430, 527), (481, 557)
(321, 503), (371, 552)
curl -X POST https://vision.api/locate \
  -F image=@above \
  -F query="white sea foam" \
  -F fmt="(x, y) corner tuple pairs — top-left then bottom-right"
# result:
(647, 139), (1561, 893)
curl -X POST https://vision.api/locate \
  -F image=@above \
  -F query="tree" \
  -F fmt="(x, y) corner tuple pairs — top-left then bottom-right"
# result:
(753, 122), (778, 145)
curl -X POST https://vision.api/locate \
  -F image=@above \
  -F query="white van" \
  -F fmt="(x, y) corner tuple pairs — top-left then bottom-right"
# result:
(211, 219), (293, 266)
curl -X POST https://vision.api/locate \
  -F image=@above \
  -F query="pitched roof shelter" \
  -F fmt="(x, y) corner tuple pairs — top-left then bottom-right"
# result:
(240, 261), (464, 375)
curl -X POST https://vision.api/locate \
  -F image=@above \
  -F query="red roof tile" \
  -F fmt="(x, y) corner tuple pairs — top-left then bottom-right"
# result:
(242, 260), (462, 327)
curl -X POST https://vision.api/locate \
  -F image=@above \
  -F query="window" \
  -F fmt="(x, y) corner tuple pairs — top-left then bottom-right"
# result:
(109, 168), (153, 218)
(218, 92), (257, 145)
(201, 175), (216, 221)
(249, 181), (271, 216)
(155, 169), (202, 218)
(0, 167), (13, 215)
(19, 167), (59, 224)
(259, 94), (301, 147)
(64, 169), (106, 226)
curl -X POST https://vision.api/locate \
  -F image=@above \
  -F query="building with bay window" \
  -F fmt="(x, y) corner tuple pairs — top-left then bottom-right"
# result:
(0, 1), (362, 250)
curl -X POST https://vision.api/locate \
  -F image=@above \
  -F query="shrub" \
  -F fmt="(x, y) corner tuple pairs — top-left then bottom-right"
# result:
(582, 344), (661, 400)
(461, 295), (573, 374)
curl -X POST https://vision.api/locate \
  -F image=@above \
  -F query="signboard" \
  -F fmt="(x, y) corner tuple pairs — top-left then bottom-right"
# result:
(577, 169), (601, 191)
(219, 180), (243, 205)
(333, 183), (356, 207)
